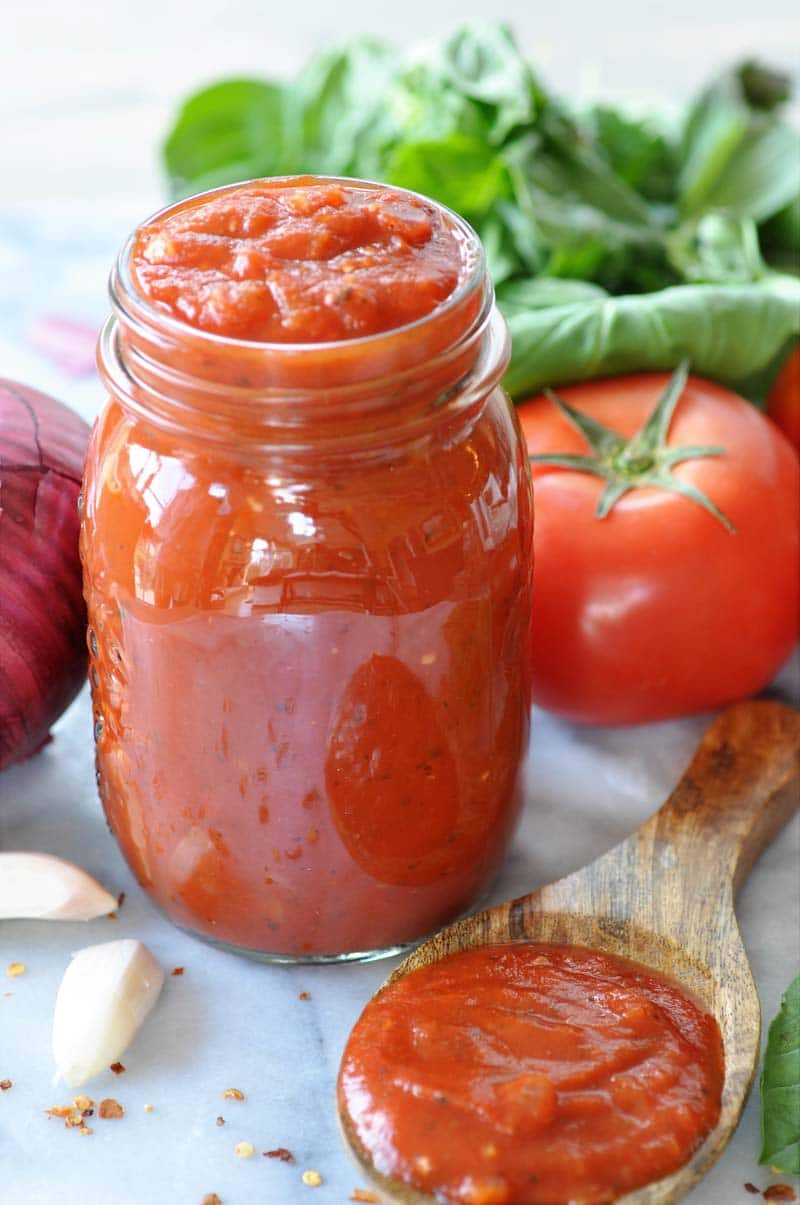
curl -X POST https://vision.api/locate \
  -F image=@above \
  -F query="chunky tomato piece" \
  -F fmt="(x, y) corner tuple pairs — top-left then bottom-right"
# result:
(517, 372), (799, 725)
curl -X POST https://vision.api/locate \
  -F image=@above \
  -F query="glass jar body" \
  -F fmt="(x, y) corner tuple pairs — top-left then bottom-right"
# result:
(82, 381), (532, 961)
(82, 176), (533, 961)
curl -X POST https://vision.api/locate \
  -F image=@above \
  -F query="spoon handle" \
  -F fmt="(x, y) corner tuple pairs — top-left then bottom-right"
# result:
(638, 699), (799, 898)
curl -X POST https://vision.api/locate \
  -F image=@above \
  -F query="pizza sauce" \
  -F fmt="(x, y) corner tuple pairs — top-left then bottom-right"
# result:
(339, 943), (724, 1203)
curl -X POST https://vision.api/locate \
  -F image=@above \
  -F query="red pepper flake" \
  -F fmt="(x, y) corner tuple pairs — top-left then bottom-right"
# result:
(47, 1102), (98, 1133)
(171, 966), (185, 977)
(764, 1188), (797, 1203)
(745, 1187), (761, 1197)
(298, 991), (311, 1001)
(264, 1147), (294, 1163)
(0, 1079), (12, 1091)
(110, 1062), (126, 1075)
(351, 1191), (382, 1203)
(117, 891), (126, 909)
(98, 1098), (124, 1119)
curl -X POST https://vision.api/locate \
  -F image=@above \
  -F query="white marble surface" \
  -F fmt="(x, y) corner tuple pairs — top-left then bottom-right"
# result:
(2, 4), (800, 1200)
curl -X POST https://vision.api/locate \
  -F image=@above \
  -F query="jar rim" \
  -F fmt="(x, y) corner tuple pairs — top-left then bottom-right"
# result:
(99, 176), (509, 449)
(110, 174), (487, 356)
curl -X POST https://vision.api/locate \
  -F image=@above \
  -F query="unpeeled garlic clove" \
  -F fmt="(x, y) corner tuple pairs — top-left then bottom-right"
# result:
(0, 852), (118, 921)
(52, 939), (165, 1088)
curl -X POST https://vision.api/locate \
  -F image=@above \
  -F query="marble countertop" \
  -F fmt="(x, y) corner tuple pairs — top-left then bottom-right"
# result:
(1, 5), (800, 1195)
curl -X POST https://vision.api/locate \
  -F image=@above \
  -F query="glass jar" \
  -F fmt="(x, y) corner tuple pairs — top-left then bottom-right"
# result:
(82, 178), (533, 962)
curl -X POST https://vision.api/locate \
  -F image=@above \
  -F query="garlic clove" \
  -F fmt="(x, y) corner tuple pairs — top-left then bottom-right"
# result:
(52, 939), (165, 1088)
(0, 852), (118, 921)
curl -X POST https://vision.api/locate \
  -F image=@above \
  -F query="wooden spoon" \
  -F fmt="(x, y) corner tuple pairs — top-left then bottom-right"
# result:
(339, 699), (800, 1205)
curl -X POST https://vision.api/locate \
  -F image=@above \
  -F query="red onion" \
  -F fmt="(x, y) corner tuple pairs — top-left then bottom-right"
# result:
(0, 379), (90, 770)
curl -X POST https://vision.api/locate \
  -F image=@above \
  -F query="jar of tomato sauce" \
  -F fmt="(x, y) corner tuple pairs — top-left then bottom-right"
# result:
(82, 177), (533, 961)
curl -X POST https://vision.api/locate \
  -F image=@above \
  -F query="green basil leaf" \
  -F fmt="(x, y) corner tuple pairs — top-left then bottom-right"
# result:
(430, 22), (542, 144)
(667, 213), (765, 284)
(700, 122), (800, 224)
(292, 40), (398, 177)
(762, 198), (800, 278)
(760, 975), (800, 1174)
(385, 135), (512, 221)
(584, 105), (678, 204)
(164, 79), (290, 198)
(504, 273), (800, 399)
(476, 208), (525, 284)
(763, 198), (800, 256)
(534, 111), (658, 227)
(497, 276), (607, 316)
(679, 61), (797, 222)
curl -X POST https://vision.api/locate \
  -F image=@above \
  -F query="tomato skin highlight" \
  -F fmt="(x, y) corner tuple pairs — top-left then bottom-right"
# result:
(767, 344), (800, 453)
(518, 374), (799, 725)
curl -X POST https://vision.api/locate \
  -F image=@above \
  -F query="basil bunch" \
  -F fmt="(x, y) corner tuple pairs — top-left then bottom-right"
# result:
(163, 24), (800, 399)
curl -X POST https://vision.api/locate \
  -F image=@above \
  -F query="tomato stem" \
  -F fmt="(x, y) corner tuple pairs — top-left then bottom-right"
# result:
(530, 362), (736, 532)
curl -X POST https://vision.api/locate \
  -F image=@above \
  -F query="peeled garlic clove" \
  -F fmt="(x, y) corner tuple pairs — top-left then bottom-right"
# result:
(53, 939), (164, 1088)
(0, 852), (118, 921)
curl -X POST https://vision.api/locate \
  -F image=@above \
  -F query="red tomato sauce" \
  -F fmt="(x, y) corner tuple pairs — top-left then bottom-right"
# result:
(84, 178), (533, 958)
(339, 943), (724, 1203)
(131, 181), (472, 342)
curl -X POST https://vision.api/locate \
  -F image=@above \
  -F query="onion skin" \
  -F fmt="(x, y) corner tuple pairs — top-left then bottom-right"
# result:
(1, 379), (90, 770)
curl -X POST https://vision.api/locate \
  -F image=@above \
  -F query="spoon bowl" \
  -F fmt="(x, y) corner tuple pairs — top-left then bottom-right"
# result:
(339, 699), (800, 1204)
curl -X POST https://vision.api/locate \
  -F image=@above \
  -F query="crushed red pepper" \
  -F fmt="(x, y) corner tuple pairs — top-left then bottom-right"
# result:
(46, 1101), (96, 1136)
(264, 1147), (294, 1163)
(109, 1061), (126, 1075)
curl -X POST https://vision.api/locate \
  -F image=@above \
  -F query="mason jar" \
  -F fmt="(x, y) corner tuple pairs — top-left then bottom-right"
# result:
(81, 177), (533, 962)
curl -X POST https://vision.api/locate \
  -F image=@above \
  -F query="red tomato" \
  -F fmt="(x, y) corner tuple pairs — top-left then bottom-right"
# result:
(767, 344), (800, 453)
(518, 373), (799, 725)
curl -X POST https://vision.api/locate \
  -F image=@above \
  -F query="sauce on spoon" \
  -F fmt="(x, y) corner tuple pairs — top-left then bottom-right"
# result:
(339, 942), (724, 1205)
